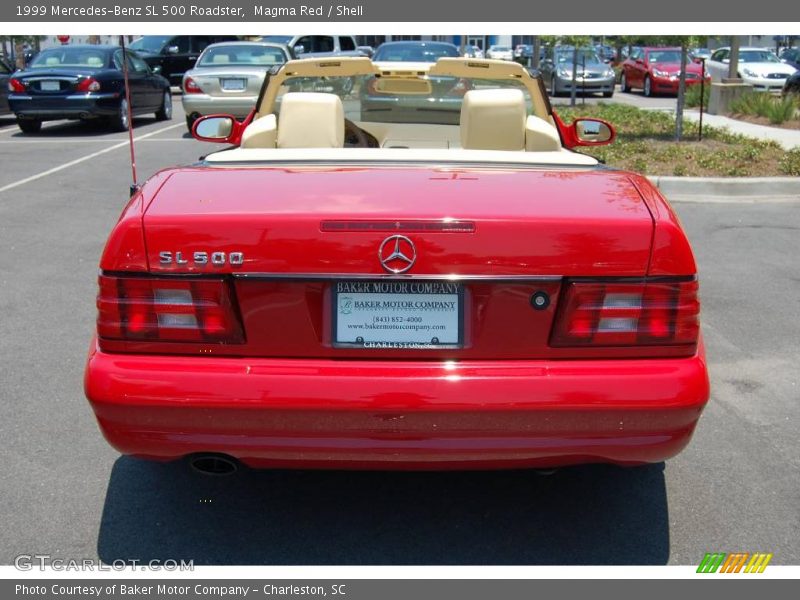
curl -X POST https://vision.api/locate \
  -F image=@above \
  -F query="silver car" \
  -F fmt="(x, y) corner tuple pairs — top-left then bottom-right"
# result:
(541, 47), (616, 98)
(181, 41), (291, 131)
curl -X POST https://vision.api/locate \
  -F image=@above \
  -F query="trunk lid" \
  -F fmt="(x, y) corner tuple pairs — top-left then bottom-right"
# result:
(143, 166), (653, 277)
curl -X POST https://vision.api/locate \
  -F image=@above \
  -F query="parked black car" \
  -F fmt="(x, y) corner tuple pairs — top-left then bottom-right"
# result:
(128, 35), (238, 86)
(0, 56), (14, 116)
(8, 45), (171, 133)
(784, 70), (800, 95)
(780, 48), (800, 70)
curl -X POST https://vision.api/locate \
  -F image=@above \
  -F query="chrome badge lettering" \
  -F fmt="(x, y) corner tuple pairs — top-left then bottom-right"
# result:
(159, 251), (244, 266)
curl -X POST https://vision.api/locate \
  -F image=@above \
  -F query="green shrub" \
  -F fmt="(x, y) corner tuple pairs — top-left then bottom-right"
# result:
(684, 84), (710, 108)
(764, 96), (798, 124)
(779, 149), (800, 176)
(729, 92), (799, 124)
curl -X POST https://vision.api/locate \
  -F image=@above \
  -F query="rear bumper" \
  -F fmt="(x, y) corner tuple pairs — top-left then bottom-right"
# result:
(84, 341), (709, 470)
(181, 94), (257, 119)
(9, 93), (120, 120)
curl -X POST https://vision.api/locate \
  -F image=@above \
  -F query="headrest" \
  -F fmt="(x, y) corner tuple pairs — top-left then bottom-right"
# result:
(277, 92), (344, 149)
(460, 88), (526, 151)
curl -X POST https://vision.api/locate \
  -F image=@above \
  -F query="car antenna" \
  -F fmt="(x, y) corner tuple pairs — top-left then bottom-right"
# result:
(119, 35), (139, 197)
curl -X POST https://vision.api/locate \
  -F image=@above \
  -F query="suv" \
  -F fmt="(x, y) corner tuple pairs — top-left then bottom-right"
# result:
(259, 35), (361, 59)
(129, 35), (239, 85)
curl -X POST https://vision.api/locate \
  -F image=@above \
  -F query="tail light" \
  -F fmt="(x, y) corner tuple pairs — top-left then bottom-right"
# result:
(184, 77), (203, 94)
(75, 77), (101, 92)
(97, 275), (244, 343)
(551, 279), (699, 347)
(8, 78), (26, 93)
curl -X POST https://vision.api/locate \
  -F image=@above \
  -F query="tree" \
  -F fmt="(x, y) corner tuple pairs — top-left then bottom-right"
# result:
(654, 35), (700, 141)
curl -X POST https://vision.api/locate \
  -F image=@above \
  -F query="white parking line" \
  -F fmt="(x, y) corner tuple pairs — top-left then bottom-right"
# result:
(0, 122), (185, 195)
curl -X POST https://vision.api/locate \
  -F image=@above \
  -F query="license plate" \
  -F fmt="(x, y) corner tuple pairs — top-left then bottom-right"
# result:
(332, 281), (463, 349)
(40, 80), (60, 91)
(221, 78), (246, 91)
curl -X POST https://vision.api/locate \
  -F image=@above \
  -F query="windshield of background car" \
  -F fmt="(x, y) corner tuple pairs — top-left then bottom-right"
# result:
(128, 36), (170, 53)
(260, 36), (293, 44)
(198, 45), (287, 67)
(373, 43), (460, 62)
(648, 50), (682, 63)
(273, 75), (535, 126)
(739, 51), (781, 63)
(556, 49), (604, 65)
(29, 48), (107, 69)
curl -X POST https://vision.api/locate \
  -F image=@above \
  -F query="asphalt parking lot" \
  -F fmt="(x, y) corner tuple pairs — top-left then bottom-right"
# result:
(0, 96), (797, 566)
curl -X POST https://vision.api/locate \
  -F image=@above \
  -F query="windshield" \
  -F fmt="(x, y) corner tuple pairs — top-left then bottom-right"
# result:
(648, 50), (682, 63)
(739, 50), (781, 63)
(373, 43), (460, 62)
(198, 44), (287, 67)
(29, 48), (107, 69)
(274, 75), (534, 126)
(260, 36), (293, 44)
(556, 48), (603, 65)
(128, 36), (170, 53)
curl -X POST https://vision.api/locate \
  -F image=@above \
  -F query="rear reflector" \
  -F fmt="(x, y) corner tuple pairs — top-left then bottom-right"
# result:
(183, 77), (203, 94)
(97, 275), (244, 343)
(551, 279), (699, 347)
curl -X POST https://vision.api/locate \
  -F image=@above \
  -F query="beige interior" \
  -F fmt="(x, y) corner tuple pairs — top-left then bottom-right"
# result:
(275, 92), (344, 149)
(525, 116), (562, 152)
(240, 114), (277, 149)
(460, 89), (526, 151)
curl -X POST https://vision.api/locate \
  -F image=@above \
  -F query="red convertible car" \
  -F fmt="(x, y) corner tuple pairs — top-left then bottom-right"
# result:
(85, 57), (709, 473)
(620, 47), (711, 96)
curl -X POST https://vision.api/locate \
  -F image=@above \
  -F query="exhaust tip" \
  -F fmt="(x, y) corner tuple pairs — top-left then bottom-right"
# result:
(189, 454), (239, 476)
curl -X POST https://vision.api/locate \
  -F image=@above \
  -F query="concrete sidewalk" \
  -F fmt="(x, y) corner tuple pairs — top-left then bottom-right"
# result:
(683, 109), (800, 150)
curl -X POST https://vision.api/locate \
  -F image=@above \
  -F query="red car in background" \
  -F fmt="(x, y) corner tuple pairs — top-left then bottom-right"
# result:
(620, 47), (710, 96)
(84, 57), (709, 474)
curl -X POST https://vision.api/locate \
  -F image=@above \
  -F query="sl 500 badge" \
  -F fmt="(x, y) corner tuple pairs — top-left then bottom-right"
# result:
(158, 251), (244, 266)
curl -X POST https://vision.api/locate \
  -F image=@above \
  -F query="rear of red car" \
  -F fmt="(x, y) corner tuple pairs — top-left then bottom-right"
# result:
(84, 165), (709, 470)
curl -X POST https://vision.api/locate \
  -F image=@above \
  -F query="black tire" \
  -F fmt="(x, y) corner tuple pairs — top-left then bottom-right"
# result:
(603, 90), (614, 98)
(644, 75), (653, 97)
(110, 98), (130, 132)
(16, 117), (42, 133)
(620, 71), (631, 93)
(185, 114), (197, 133)
(155, 90), (172, 121)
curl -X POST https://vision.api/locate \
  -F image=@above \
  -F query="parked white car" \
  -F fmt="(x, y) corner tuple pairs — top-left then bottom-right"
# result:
(706, 47), (797, 92)
(486, 45), (513, 61)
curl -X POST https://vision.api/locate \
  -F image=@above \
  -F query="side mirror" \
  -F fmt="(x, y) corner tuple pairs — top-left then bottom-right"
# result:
(572, 118), (615, 146)
(151, 65), (162, 74)
(166, 45), (179, 55)
(722, 58), (730, 64)
(551, 111), (616, 149)
(293, 44), (306, 55)
(192, 115), (240, 144)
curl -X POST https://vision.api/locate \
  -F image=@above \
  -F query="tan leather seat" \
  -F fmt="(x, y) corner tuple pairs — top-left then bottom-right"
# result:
(459, 88), (562, 152)
(460, 89), (526, 151)
(276, 92), (345, 148)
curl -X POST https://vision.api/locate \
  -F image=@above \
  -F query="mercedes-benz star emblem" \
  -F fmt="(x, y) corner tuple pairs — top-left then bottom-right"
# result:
(378, 235), (417, 274)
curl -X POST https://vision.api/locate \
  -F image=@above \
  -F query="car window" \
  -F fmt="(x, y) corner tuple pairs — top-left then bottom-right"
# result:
(29, 48), (107, 69)
(112, 50), (124, 71)
(739, 50), (780, 63)
(711, 49), (728, 62)
(648, 50), (682, 63)
(340, 37), (355, 52)
(171, 36), (191, 54)
(197, 45), (288, 67)
(296, 36), (334, 54)
(373, 43), (460, 62)
(192, 37), (213, 53)
(127, 52), (149, 73)
(129, 36), (171, 53)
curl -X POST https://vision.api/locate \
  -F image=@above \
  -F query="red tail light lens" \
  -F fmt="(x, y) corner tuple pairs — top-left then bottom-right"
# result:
(183, 77), (203, 94)
(75, 77), (101, 92)
(97, 275), (244, 343)
(8, 78), (26, 93)
(551, 279), (699, 347)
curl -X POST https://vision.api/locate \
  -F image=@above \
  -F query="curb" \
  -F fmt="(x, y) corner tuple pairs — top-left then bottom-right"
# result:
(646, 176), (800, 201)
